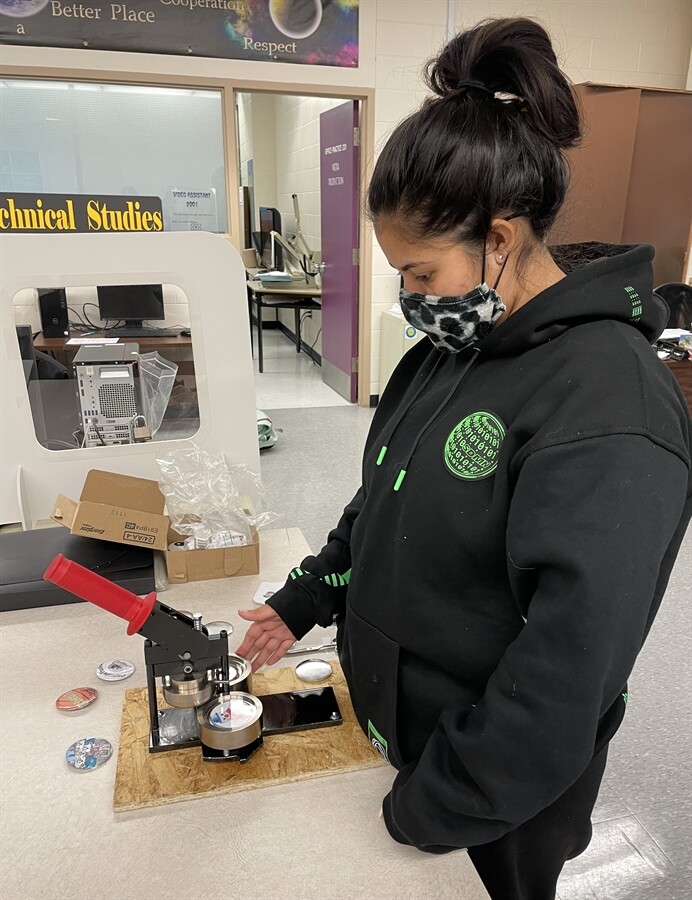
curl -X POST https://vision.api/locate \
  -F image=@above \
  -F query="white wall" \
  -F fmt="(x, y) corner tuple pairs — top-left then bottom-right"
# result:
(456, 0), (692, 89)
(369, 0), (692, 398)
(251, 94), (279, 213)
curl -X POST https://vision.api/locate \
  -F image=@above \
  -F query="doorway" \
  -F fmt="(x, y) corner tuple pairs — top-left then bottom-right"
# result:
(235, 90), (362, 409)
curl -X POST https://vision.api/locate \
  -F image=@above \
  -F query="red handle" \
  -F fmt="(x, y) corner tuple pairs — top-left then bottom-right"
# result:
(44, 554), (155, 635)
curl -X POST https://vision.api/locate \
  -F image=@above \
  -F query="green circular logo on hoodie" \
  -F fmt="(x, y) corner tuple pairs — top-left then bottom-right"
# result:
(444, 412), (506, 480)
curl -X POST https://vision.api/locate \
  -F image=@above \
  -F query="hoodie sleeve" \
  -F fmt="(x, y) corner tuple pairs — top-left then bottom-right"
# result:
(266, 487), (364, 640)
(382, 434), (689, 852)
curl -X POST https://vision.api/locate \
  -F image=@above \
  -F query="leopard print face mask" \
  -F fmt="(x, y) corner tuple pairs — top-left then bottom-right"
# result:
(399, 282), (506, 353)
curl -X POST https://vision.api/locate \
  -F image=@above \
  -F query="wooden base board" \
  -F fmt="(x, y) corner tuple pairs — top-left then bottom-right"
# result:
(113, 661), (385, 811)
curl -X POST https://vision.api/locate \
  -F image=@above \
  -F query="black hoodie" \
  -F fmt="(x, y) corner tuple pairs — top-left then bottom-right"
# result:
(267, 244), (692, 852)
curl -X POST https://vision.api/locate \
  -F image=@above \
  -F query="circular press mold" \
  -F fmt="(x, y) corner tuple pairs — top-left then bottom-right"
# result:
(197, 692), (263, 752)
(162, 671), (213, 708)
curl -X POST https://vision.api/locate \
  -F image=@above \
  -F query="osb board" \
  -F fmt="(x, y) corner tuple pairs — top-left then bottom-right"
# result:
(113, 661), (386, 811)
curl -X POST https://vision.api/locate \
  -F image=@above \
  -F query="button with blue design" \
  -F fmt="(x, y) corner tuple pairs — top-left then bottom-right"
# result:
(65, 737), (113, 771)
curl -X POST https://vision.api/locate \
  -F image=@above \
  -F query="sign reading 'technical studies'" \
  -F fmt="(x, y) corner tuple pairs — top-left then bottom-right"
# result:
(0, 192), (164, 233)
(0, 0), (359, 68)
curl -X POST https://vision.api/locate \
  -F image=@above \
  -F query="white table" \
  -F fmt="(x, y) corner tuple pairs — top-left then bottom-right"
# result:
(0, 528), (488, 900)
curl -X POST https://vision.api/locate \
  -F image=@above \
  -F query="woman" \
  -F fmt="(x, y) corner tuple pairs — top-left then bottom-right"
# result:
(237, 18), (691, 899)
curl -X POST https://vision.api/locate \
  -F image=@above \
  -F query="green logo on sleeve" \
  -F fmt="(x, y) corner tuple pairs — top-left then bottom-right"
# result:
(367, 719), (389, 761)
(444, 411), (506, 480)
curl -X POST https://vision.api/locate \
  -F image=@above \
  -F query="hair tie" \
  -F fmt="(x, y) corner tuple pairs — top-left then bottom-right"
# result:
(448, 83), (525, 106)
(451, 80), (494, 98)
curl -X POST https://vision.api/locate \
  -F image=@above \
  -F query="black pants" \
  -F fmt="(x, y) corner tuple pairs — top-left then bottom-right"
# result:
(467, 749), (608, 900)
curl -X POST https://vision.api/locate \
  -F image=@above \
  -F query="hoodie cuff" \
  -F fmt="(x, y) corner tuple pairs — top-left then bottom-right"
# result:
(384, 767), (456, 855)
(266, 580), (317, 641)
(382, 791), (411, 846)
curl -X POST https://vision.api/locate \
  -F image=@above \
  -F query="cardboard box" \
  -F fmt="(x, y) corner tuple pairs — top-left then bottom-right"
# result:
(51, 469), (260, 583)
(165, 526), (260, 584)
(51, 469), (170, 551)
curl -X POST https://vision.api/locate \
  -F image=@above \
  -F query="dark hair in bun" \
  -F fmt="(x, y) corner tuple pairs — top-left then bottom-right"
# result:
(368, 18), (582, 244)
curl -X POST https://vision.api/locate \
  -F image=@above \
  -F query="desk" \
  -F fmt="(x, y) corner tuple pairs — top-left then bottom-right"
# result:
(34, 332), (193, 369)
(0, 528), (488, 900)
(247, 277), (321, 373)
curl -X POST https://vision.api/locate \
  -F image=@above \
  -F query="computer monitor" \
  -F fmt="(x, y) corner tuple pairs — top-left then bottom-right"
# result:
(96, 284), (165, 329)
(259, 206), (282, 270)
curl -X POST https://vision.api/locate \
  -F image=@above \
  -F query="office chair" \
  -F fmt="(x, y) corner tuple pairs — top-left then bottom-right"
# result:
(35, 350), (70, 380)
(654, 283), (692, 330)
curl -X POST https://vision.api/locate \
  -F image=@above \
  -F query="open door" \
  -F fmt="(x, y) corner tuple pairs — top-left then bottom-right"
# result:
(319, 101), (360, 402)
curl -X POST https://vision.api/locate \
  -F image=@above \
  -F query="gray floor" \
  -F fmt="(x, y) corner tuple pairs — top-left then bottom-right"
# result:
(259, 404), (692, 900)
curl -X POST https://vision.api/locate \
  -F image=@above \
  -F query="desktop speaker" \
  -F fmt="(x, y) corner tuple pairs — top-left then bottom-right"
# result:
(38, 288), (69, 338)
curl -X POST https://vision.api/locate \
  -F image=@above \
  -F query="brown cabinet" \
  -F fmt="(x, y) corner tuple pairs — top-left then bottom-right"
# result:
(667, 360), (692, 416)
(550, 83), (692, 285)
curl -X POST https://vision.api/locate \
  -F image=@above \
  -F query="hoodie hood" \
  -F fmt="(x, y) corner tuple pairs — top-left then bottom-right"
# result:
(478, 243), (666, 357)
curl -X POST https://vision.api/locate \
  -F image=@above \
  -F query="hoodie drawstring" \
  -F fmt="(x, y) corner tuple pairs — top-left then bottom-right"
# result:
(393, 350), (480, 491)
(375, 351), (446, 468)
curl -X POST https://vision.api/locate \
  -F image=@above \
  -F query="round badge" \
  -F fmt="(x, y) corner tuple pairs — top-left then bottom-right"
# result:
(444, 411), (506, 481)
(56, 687), (98, 711)
(65, 737), (113, 771)
(96, 659), (135, 682)
(295, 659), (333, 683)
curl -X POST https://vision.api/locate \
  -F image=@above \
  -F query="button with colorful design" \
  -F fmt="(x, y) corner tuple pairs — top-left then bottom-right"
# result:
(56, 687), (98, 711)
(65, 737), (113, 771)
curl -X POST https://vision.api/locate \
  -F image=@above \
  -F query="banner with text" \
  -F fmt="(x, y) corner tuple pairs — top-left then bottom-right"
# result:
(0, 0), (359, 68)
(0, 192), (164, 233)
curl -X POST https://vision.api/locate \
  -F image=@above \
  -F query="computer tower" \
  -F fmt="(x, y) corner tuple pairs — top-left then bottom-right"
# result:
(73, 343), (141, 448)
(38, 288), (69, 338)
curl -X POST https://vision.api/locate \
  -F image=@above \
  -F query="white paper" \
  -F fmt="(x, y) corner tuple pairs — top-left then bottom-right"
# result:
(660, 329), (692, 340)
(252, 581), (285, 605)
(66, 337), (120, 345)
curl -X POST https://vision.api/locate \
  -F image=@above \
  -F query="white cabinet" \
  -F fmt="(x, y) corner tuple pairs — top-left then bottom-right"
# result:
(379, 309), (426, 393)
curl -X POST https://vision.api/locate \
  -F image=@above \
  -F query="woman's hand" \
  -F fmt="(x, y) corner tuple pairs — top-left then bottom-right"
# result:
(236, 605), (297, 672)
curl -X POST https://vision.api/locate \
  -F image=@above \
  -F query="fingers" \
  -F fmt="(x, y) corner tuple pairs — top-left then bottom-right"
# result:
(238, 605), (277, 621)
(250, 641), (279, 673)
(236, 621), (286, 663)
(235, 603), (297, 671)
(236, 607), (281, 658)
(263, 637), (296, 669)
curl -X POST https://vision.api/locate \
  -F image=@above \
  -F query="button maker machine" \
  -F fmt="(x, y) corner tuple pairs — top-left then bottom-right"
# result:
(44, 554), (263, 761)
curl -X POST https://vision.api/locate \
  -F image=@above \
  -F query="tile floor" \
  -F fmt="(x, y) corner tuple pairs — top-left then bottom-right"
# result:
(254, 324), (692, 900)
(253, 326), (350, 411)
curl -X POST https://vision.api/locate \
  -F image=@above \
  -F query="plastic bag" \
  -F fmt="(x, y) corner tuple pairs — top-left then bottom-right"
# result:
(138, 352), (177, 436)
(155, 444), (281, 549)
